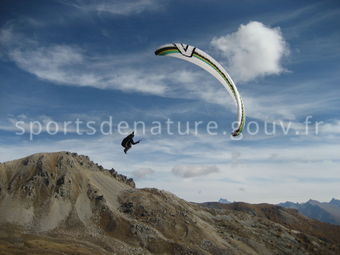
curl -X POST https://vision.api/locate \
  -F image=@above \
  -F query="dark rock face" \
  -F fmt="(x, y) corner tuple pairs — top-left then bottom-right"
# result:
(56, 175), (65, 186)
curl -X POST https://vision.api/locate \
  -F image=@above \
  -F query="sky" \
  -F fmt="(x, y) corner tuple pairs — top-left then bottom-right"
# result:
(1, 0), (340, 204)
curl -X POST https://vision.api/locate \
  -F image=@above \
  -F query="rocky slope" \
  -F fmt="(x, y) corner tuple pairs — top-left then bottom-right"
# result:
(0, 152), (340, 255)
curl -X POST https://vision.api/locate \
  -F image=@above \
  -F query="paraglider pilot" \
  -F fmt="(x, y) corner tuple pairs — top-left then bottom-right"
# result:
(121, 132), (140, 154)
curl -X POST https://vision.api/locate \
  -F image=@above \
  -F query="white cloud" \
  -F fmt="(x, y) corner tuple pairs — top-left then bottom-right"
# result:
(94, 0), (161, 15)
(0, 22), (334, 126)
(0, 26), (243, 105)
(0, 132), (340, 203)
(62, 0), (163, 16)
(211, 21), (289, 82)
(132, 168), (155, 179)
(10, 45), (85, 82)
(172, 165), (219, 178)
(1, 28), (168, 96)
(319, 120), (340, 135)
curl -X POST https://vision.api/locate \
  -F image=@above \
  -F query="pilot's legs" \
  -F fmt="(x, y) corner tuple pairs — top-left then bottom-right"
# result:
(124, 145), (131, 154)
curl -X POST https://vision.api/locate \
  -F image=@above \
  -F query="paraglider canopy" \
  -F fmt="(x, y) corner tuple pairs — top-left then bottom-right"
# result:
(155, 43), (245, 137)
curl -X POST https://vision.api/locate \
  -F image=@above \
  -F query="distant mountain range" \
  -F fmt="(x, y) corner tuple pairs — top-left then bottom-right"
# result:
(278, 198), (340, 225)
(214, 198), (340, 226)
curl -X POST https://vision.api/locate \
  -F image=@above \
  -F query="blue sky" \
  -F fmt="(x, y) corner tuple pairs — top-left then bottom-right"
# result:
(1, 0), (340, 203)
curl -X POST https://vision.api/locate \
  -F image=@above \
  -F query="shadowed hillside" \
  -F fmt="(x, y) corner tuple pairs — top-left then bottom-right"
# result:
(0, 152), (340, 255)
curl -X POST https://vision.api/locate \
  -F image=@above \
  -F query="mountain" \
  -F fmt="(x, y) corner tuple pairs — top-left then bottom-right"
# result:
(279, 198), (340, 225)
(218, 198), (232, 204)
(330, 198), (340, 208)
(1, 152), (340, 255)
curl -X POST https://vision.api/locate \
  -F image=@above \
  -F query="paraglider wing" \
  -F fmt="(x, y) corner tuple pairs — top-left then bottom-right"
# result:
(155, 43), (245, 136)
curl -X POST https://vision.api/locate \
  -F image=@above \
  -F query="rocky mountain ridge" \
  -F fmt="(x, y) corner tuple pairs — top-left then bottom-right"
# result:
(279, 198), (340, 225)
(0, 152), (340, 255)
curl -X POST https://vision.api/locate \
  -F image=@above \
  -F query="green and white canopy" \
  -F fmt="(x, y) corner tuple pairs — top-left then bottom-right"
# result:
(155, 43), (245, 137)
